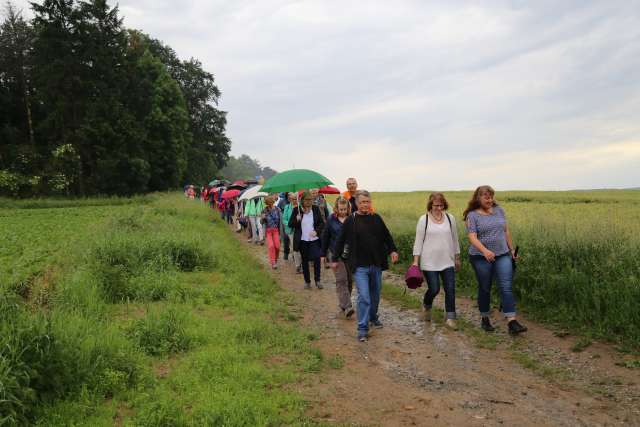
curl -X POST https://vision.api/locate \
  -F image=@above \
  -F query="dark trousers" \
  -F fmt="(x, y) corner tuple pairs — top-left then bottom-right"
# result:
(300, 240), (321, 284)
(422, 267), (456, 319)
(283, 233), (290, 256)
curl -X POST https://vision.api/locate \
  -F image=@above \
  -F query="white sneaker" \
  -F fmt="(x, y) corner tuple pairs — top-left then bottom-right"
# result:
(445, 319), (458, 331)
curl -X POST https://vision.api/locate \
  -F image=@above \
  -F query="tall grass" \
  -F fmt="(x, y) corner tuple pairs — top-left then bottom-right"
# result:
(1, 193), (324, 425)
(370, 190), (640, 348)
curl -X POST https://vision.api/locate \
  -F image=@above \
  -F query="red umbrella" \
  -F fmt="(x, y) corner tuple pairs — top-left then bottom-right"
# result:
(222, 189), (241, 199)
(319, 185), (340, 195)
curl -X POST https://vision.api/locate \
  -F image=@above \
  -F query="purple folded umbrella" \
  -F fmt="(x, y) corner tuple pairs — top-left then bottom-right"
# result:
(404, 265), (424, 289)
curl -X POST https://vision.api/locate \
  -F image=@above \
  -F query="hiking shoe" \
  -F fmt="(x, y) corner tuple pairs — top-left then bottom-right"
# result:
(445, 319), (458, 331)
(481, 316), (495, 332)
(371, 319), (383, 329)
(508, 319), (528, 335)
(358, 333), (368, 342)
(304, 282), (311, 290)
(315, 281), (323, 289)
(420, 307), (431, 322)
(345, 307), (355, 319)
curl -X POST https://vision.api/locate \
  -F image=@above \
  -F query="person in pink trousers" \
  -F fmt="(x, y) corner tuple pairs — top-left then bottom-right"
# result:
(261, 195), (284, 269)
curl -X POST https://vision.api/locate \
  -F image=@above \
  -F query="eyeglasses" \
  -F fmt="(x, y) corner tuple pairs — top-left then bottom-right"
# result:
(432, 204), (444, 208)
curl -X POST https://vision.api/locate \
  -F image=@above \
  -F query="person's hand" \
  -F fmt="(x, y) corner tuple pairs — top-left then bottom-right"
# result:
(330, 262), (338, 269)
(320, 256), (325, 263)
(511, 249), (520, 262)
(483, 249), (496, 262)
(310, 230), (317, 238)
(296, 214), (301, 222)
(411, 260), (419, 267)
(455, 258), (461, 272)
(390, 252), (399, 264)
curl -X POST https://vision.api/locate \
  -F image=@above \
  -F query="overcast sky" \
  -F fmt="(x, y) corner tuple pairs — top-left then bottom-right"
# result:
(12, 1), (640, 191)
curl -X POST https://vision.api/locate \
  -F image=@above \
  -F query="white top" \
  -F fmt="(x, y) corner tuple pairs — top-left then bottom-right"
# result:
(301, 209), (318, 241)
(412, 213), (461, 271)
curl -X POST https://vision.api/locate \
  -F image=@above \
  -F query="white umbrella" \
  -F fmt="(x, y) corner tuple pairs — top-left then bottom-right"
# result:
(238, 185), (268, 201)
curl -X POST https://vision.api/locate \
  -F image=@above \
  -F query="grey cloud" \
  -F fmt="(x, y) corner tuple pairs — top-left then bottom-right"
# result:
(10, 0), (640, 189)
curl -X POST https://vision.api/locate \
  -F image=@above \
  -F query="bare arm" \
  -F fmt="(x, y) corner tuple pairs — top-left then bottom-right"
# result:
(467, 226), (495, 262)
(505, 224), (516, 258)
(467, 232), (490, 254)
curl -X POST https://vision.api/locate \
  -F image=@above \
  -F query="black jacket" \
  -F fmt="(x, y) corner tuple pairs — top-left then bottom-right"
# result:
(334, 212), (397, 271)
(321, 213), (345, 262)
(288, 206), (326, 252)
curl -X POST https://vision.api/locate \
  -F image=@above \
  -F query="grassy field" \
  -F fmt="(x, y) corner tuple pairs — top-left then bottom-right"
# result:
(365, 190), (640, 349)
(2, 189), (639, 423)
(0, 194), (325, 425)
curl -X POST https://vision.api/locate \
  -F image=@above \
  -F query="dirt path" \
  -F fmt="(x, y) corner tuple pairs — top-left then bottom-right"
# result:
(235, 233), (640, 426)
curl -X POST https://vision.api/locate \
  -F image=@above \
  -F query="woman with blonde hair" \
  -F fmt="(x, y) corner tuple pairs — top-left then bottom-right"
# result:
(412, 192), (460, 329)
(321, 197), (355, 318)
(288, 191), (326, 289)
(464, 185), (526, 335)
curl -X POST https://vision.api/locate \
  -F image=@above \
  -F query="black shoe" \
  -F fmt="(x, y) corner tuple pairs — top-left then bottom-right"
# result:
(508, 319), (528, 335)
(371, 319), (383, 329)
(345, 307), (355, 319)
(481, 317), (495, 332)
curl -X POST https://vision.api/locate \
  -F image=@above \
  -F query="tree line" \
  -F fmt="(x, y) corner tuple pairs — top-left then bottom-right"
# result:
(221, 154), (278, 183)
(0, 0), (231, 196)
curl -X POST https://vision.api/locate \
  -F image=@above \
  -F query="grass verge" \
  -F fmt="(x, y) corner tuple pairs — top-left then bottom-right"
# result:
(1, 194), (324, 425)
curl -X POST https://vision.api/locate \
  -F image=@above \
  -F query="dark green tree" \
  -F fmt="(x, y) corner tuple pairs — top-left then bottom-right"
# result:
(221, 154), (277, 182)
(124, 32), (191, 192)
(31, 0), (133, 194)
(144, 35), (231, 184)
(0, 2), (37, 195)
(1, 0), (229, 196)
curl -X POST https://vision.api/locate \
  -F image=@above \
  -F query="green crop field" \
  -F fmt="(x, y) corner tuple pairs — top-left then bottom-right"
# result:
(366, 190), (640, 349)
(0, 194), (322, 425)
(2, 190), (640, 424)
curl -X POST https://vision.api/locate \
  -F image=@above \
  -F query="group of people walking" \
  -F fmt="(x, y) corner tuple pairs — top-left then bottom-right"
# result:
(210, 178), (527, 342)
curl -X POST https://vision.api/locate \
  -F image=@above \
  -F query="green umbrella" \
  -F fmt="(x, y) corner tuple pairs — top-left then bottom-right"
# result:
(261, 169), (333, 194)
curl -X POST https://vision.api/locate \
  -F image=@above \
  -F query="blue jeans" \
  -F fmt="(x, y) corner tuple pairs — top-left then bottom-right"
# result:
(422, 267), (456, 319)
(354, 266), (382, 334)
(469, 254), (516, 317)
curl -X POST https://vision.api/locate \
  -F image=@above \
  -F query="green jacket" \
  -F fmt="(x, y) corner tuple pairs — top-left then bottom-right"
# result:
(244, 199), (255, 216)
(283, 203), (295, 235)
(244, 198), (265, 217)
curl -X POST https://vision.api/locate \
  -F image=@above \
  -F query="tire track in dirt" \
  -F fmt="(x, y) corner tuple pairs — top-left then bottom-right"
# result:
(235, 232), (640, 426)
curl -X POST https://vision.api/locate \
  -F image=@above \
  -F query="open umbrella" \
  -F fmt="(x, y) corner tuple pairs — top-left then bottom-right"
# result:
(227, 184), (247, 191)
(261, 169), (333, 194)
(239, 185), (268, 201)
(319, 185), (340, 195)
(221, 189), (241, 199)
